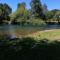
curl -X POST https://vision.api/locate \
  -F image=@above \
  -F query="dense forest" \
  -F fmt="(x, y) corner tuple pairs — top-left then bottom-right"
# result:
(0, 0), (60, 26)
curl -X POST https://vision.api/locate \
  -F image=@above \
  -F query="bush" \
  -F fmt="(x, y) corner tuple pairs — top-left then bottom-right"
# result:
(29, 19), (46, 27)
(11, 18), (47, 27)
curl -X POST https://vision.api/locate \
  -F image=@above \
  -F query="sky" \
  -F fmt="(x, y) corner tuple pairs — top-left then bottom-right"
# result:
(0, 0), (60, 12)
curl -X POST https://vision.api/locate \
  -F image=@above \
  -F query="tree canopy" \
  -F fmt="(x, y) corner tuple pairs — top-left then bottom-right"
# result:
(0, 3), (12, 23)
(30, 0), (46, 19)
(0, 0), (60, 25)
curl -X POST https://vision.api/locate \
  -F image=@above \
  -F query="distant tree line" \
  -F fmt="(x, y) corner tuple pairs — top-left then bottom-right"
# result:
(0, 0), (60, 25)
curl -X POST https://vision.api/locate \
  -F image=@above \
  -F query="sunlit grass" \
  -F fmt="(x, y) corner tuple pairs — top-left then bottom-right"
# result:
(27, 29), (60, 41)
(10, 28), (60, 41)
(0, 26), (60, 41)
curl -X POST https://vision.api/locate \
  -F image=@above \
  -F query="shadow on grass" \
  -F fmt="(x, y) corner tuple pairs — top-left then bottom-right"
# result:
(0, 37), (60, 60)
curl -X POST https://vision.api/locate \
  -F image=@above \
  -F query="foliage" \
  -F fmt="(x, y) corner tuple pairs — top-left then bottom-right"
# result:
(45, 9), (59, 19)
(44, 9), (60, 24)
(29, 18), (46, 26)
(10, 2), (31, 24)
(0, 1), (60, 25)
(54, 11), (60, 23)
(10, 1), (60, 25)
(30, 0), (46, 19)
(0, 3), (12, 23)
(42, 3), (48, 14)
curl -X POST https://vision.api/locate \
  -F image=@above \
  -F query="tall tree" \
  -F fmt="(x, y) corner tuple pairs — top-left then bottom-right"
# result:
(15, 2), (26, 20)
(43, 3), (48, 14)
(11, 2), (30, 24)
(0, 3), (12, 23)
(30, 0), (44, 19)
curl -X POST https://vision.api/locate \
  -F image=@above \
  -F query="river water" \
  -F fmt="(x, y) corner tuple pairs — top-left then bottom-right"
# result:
(0, 24), (60, 39)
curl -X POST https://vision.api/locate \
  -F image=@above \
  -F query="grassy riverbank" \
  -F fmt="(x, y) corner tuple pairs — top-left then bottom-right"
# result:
(26, 29), (60, 41)
(0, 25), (60, 41)
(12, 28), (60, 41)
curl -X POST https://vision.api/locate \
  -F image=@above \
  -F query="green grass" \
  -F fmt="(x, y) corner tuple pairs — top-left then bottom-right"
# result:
(0, 26), (60, 41)
(27, 29), (60, 41)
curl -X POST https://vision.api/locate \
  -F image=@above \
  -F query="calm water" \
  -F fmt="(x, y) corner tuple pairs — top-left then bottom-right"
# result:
(0, 24), (60, 38)
(0, 24), (45, 38)
(0, 24), (60, 33)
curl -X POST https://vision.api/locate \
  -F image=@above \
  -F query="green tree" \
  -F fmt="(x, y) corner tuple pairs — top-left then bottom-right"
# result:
(11, 2), (30, 25)
(46, 9), (60, 19)
(12, 2), (26, 20)
(30, 0), (45, 19)
(43, 4), (48, 14)
(23, 9), (30, 20)
(0, 3), (12, 23)
(10, 2), (26, 24)
(42, 3), (48, 22)
(54, 11), (60, 24)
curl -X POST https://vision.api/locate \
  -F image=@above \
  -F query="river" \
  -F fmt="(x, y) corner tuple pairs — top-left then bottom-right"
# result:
(0, 24), (60, 39)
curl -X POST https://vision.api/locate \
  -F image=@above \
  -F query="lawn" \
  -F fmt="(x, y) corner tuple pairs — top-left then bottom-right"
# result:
(26, 29), (60, 41)
(14, 28), (60, 41)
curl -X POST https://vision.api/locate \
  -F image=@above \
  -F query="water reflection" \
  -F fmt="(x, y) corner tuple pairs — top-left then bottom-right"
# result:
(0, 24), (60, 39)
(0, 24), (17, 39)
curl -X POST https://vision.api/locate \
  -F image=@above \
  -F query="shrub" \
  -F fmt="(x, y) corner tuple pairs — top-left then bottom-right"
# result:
(30, 19), (47, 27)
